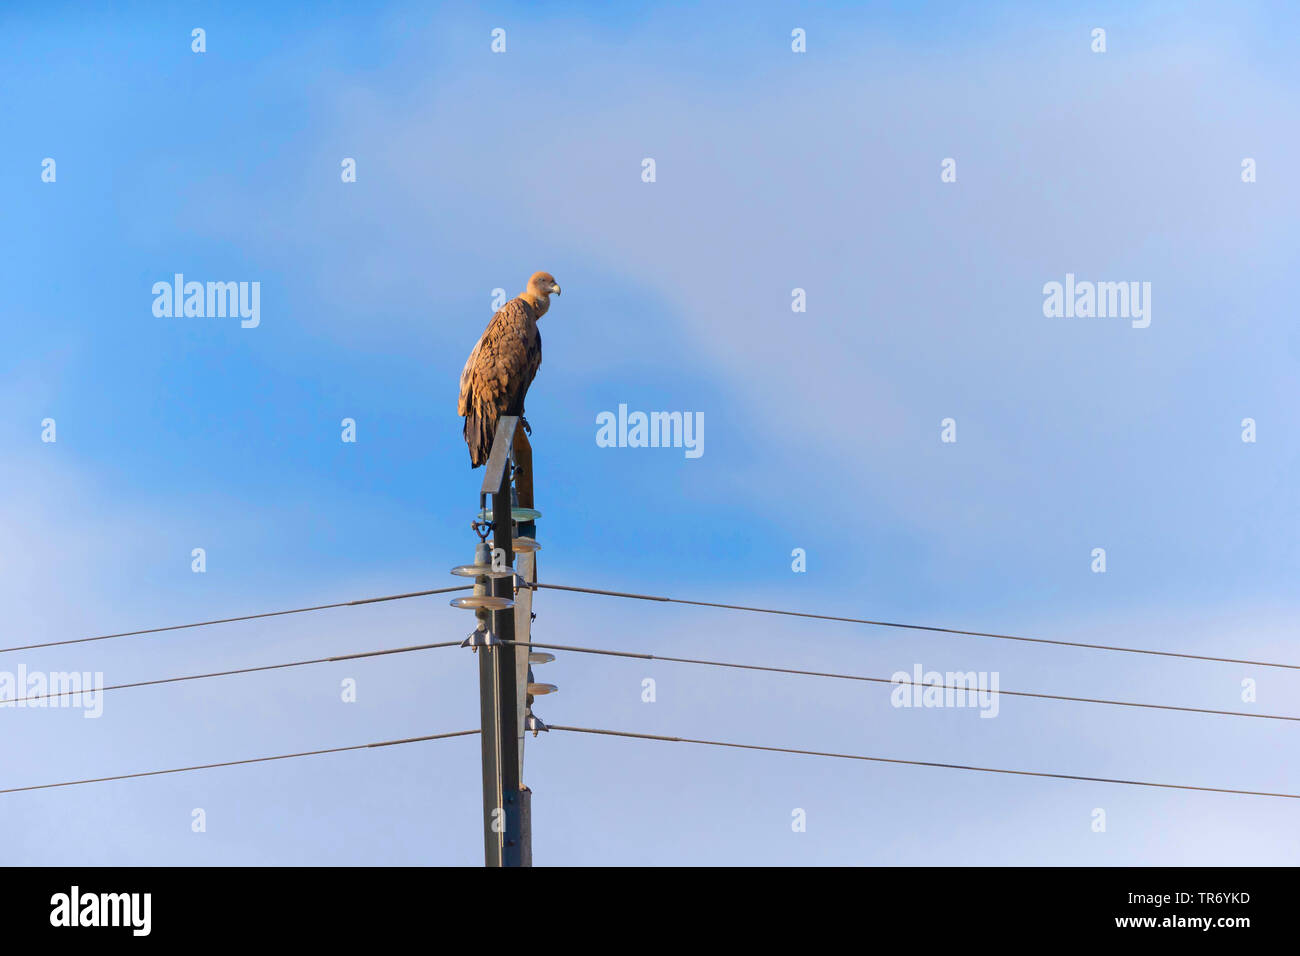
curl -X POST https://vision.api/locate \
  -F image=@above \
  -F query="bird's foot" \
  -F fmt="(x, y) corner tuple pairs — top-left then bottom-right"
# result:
(520, 416), (532, 436)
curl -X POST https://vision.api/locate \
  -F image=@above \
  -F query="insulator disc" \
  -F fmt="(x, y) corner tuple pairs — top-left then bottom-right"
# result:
(450, 564), (517, 579)
(450, 595), (514, 611)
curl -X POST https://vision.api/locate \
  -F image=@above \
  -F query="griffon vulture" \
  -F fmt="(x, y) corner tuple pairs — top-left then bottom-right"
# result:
(458, 271), (560, 467)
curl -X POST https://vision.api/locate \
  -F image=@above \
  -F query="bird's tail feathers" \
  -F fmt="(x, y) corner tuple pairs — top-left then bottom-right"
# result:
(464, 410), (493, 467)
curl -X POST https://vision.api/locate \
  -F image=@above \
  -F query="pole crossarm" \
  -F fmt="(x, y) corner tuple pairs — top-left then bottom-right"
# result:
(479, 416), (519, 497)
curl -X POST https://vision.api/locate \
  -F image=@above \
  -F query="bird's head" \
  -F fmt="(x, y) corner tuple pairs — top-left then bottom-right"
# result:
(527, 271), (561, 300)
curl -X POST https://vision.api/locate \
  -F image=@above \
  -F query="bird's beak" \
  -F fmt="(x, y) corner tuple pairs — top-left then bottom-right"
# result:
(550, 284), (561, 295)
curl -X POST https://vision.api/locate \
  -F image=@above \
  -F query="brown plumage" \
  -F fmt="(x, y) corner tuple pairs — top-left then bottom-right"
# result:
(458, 271), (560, 467)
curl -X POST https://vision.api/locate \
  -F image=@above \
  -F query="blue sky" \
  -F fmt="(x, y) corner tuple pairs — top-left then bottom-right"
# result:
(1, 1), (1297, 864)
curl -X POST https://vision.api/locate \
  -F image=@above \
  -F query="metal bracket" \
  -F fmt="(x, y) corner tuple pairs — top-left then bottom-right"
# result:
(524, 712), (549, 736)
(461, 624), (502, 649)
(479, 415), (519, 496)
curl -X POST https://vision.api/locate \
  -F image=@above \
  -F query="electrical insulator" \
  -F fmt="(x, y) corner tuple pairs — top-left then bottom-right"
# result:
(451, 541), (512, 650)
(476, 506), (542, 524)
(449, 594), (514, 611)
(512, 536), (541, 554)
(450, 541), (517, 580)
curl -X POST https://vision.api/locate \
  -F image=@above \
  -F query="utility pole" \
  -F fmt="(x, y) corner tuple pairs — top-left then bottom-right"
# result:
(513, 546), (534, 866)
(511, 424), (537, 866)
(476, 416), (524, 867)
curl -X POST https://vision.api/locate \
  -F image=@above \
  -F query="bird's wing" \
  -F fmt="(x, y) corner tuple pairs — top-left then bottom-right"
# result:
(459, 298), (540, 419)
(457, 337), (483, 416)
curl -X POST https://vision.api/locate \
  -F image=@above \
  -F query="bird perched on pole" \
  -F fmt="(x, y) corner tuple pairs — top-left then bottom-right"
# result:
(458, 271), (560, 467)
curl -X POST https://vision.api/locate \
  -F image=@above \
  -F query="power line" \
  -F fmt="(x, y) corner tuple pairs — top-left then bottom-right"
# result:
(550, 725), (1300, 800)
(532, 582), (1299, 671)
(0, 585), (471, 657)
(2, 641), (464, 707)
(501, 640), (1300, 723)
(0, 730), (480, 795)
